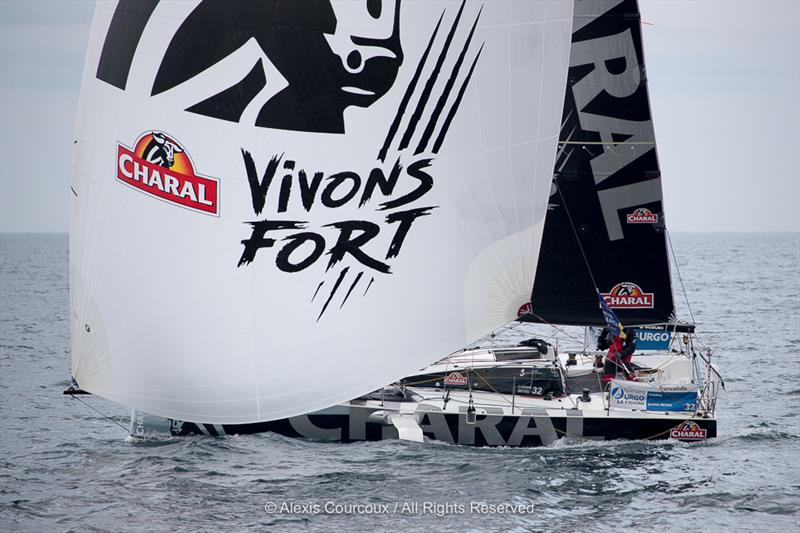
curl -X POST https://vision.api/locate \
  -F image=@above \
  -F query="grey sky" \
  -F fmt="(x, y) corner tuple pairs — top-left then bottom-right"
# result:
(1, 0), (798, 233)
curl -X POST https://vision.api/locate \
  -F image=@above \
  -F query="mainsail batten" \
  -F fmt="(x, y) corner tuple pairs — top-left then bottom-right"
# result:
(529, 0), (676, 327)
(71, 1), (574, 423)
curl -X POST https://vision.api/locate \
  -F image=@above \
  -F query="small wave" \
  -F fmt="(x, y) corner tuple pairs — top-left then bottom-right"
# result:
(714, 428), (800, 443)
(686, 492), (800, 516)
(310, 471), (387, 484)
(0, 344), (35, 351)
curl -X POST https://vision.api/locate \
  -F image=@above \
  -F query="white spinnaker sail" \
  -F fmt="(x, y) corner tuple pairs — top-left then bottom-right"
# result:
(70, 0), (573, 423)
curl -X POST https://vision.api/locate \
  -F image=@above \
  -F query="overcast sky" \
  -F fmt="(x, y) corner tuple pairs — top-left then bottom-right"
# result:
(1, 0), (798, 233)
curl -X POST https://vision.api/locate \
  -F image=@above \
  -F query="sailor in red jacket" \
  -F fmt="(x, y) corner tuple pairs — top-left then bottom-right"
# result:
(602, 326), (637, 384)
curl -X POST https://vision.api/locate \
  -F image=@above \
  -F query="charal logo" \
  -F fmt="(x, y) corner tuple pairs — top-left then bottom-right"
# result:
(443, 372), (468, 386)
(670, 420), (708, 441)
(626, 207), (658, 224)
(116, 132), (219, 216)
(602, 282), (654, 309)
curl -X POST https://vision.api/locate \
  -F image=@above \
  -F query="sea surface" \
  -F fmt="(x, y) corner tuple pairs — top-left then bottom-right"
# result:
(1, 232), (798, 532)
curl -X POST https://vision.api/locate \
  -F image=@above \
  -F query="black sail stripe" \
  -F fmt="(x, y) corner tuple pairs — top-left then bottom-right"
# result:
(377, 12), (445, 162)
(311, 281), (325, 302)
(415, 6), (482, 155)
(96, 0), (160, 90)
(339, 271), (364, 309)
(397, 0), (467, 152)
(317, 267), (349, 321)
(186, 59), (267, 122)
(362, 277), (375, 297)
(431, 44), (483, 154)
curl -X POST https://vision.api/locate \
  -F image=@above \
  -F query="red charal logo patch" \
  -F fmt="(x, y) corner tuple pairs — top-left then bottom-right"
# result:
(670, 420), (708, 441)
(443, 372), (468, 386)
(116, 131), (219, 215)
(602, 282), (654, 309)
(626, 207), (658, 224)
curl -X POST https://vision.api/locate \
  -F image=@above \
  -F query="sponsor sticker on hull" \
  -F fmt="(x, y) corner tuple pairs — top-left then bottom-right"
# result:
(635, 328), (672, 350)
(116, 131), (219, 215)
(601, 282), (654, 309)
(670, 420), (707, 441)
(443, 372), (468, 386)
(609, 380), (698, 412)
(609, 381), (648, 410)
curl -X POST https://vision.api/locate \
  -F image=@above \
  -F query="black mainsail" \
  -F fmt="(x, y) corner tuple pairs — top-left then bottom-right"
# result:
(529, 0), (675, 326)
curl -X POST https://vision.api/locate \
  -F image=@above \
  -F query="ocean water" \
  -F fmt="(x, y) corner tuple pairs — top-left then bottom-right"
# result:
(0, 232), (798, 532)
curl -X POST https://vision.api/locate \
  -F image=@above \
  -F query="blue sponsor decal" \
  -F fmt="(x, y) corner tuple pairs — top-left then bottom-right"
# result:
(645, 391), (697, 412)
(635, 329), (671, 350)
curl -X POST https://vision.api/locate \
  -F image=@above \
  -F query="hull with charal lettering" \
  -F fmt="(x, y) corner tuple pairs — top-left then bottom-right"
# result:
(131, 346), (720, 447)
(131, 386), (718, 447)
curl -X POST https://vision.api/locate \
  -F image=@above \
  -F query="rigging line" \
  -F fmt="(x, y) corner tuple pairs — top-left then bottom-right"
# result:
(490, 319), (526, 340)
(557, 141), (655, 145)
(665, 229), (696, 324)
(471, 372), (515, 409)
(553, 176), (601, 292)
(69, 395), (129, 434)
(529, 311), (585, 346)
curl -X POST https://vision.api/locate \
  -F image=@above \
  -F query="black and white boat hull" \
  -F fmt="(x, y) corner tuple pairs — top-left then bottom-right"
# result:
(131, 344), (720, 447)
(132, 388), (717, 447)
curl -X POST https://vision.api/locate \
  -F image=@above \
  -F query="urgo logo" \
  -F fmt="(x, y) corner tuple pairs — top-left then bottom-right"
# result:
(626, 207), (658, 224)
(116, 131), (219, 216)
(610, 385), (645, 403)
(669, 420), (707, 441)
(602, 282), (654, 309)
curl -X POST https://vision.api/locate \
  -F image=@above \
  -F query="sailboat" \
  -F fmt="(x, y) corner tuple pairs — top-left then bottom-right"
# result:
(69, 0), (721, 447)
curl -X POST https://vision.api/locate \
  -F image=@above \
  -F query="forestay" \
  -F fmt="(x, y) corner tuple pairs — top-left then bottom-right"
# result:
(70, 1), (573, 423)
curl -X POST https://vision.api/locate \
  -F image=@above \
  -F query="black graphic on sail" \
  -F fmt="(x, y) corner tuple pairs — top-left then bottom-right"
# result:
(95, 0), (160, 90)
(97, 0), (403, 134)
(94, 0), (484, 320)
(232, 1), (484, 320)
(528, 0), (674, 326)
